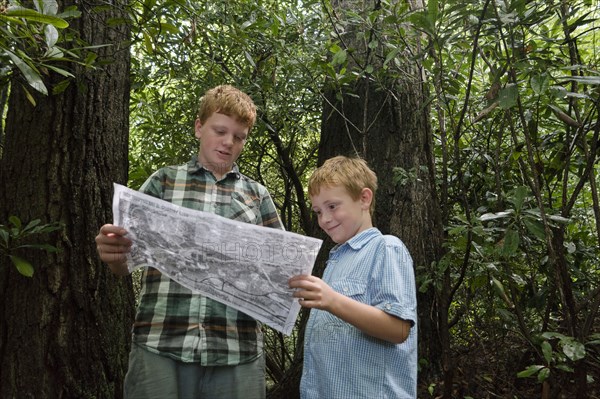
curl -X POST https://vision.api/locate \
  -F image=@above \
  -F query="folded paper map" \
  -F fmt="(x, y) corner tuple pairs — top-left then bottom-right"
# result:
(112, 183), (323, 335)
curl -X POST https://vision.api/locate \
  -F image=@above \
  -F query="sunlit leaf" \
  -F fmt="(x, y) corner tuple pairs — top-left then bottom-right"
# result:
(45, 24), (59, 47)
(558, 75), (600, 85)
(548, 215), (570, 224)
(562, 339), (585, 361)
(5, 50), (48, 95)
(479, 210), (514, 221)
(6, 7), (68, 28)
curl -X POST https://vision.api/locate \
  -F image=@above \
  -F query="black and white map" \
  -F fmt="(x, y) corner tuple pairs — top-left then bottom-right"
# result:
(112, 183), (323, 335)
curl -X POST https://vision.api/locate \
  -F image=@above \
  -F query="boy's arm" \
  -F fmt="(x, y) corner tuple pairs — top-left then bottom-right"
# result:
(289, 275), (411, 344)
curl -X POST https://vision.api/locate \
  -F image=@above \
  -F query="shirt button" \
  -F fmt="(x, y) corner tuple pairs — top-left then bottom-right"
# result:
(343, 287), (348, 293)
(385, 304), (392, 310)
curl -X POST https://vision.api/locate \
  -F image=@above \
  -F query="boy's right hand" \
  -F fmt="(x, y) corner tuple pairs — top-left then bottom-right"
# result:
(95, 224), (132, 275)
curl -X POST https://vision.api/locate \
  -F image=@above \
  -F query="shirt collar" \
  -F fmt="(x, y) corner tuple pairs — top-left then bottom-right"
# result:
(187, 155), (242, 179)
(331, 227), (380, 253)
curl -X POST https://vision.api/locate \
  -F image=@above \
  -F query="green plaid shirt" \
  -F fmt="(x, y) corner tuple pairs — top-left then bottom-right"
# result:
(132, 155), (283, 365)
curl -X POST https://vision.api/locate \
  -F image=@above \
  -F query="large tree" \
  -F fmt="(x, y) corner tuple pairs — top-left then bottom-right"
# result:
(0, 1), (133, 397)
(316, 0), (446, 387)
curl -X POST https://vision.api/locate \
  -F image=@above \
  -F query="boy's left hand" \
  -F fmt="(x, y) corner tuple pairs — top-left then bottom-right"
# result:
(288, 275), (337, 310)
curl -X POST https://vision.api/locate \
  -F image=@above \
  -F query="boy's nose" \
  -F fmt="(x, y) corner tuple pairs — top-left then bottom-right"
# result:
(222, 133), (234, 146)
(319, 212), (331, 223)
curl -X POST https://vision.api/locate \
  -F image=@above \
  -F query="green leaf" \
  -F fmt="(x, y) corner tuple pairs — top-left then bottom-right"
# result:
(6, 7), (69, 28)
(562, 339), (586, 361)
(57, 6), (81, 19)
(557, 75), (600, 85)
(531, 74), (549, 95)
(492, 277), (514, 307)
(541, 340), (553, 364)
(0, 229), (9, 246)
(5, 50), (48, 95)
(479, 210), (514, 221)
(40, 0), (59, 16)
(0, 14), (26, 26)
(548, 214), (570, 224)
(143, 32), (153, 54)
(408, 12), (434, 34)
(42, 64), (74, 78)
(19, 244), (59, 253)
(332, 49), (347, 65)
(542, 331), (567, 340)
(9, 255), (34, 277)
(498, 84), (518, 109)
(549, 85), (567, 99)
(523, 218), (545, 240)
(244, 51), (256, 67)
(502, 228), (520, 256)
(9, 215), (22, 229)
(537, 367), (550, 382)
(52, 79), (72, 94)
(517, 365), (544, 378)
(384, 48), (399, 67)
(22, 219), (42, 233)
(45, 24), (59, 47)
(510, 186), (528, 211)
(22, 85), (38, 106)
(160, 22), (179, 34)
(427, 0), (439, 22)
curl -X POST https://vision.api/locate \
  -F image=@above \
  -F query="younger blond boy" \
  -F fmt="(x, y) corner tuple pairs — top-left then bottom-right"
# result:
(289, 155), (418, 398)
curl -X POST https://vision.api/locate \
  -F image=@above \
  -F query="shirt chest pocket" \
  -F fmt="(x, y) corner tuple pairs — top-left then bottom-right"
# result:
(331, 280), (367, 303)
(218, 191), (260, 224)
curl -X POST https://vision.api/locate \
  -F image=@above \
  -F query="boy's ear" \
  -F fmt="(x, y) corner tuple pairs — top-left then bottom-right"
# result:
(360, 188), (373, 209)
(194, 118), (203, 140)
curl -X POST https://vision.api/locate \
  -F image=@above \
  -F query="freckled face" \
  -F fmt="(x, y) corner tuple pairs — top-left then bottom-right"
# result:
(311, 185), (372, 244)
(195, 112), (249, 179)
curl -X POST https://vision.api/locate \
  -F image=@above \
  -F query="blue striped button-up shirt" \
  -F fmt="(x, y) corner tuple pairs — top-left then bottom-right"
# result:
(300, 227), (418, 398)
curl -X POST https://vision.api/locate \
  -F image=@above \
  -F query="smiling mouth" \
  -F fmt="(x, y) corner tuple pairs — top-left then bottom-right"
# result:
(327, 225), (340, 233)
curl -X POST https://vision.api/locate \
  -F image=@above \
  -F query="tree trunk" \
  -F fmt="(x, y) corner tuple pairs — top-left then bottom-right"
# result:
(0, 1), (134, 398)
(269, 2), (446, 396)
(319, 71), (445, 387)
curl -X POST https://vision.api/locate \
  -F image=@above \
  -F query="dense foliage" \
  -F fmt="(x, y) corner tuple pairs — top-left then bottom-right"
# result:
(2, 0), (599, 397)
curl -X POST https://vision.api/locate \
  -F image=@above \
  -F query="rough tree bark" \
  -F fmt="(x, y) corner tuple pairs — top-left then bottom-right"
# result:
(0, 1), (134, 398)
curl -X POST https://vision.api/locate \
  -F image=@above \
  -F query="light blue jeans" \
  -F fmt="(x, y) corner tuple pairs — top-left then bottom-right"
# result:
(123, 343), (266, 399)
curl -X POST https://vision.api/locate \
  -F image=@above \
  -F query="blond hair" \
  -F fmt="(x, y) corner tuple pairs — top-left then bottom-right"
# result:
(197, 85), (257, 130)
(308, 156), (378, 213)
